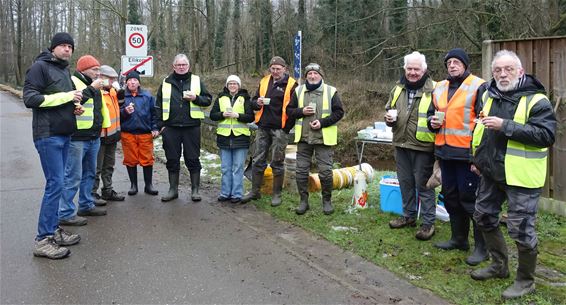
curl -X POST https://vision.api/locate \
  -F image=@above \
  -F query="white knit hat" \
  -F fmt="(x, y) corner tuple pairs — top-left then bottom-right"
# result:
(226, 75), (241, 87)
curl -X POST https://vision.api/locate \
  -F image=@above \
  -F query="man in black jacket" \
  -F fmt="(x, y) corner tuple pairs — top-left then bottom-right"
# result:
(241, 56), (298, 206)
(470, 50), (556, 299)
(23, 32), (82, 259)
(156, 54), (213, 202)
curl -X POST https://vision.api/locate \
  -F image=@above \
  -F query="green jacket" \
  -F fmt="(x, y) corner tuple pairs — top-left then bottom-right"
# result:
(385, 76), (435, 152)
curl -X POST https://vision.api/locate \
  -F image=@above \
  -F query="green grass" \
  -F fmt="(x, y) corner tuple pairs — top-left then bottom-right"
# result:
(246, 171), (566, 305)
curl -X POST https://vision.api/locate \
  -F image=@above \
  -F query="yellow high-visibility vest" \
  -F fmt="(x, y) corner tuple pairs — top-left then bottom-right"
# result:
(216, 95), (250, 137)
(161, 75), (203, 120)
(293, 84), (338, 146)
(472, 92), (548, 188)
(71, 76), (110, 129)
(390, 85), (435, 142)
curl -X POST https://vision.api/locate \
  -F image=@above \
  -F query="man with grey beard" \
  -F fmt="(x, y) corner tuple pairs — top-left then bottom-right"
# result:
(470, 50), (556, 299)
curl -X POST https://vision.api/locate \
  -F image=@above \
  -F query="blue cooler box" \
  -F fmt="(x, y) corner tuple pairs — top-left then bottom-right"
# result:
(379, 176), (403, 215)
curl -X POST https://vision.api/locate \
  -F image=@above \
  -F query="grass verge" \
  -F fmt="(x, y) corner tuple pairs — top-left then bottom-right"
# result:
(248, 171), (566, 305)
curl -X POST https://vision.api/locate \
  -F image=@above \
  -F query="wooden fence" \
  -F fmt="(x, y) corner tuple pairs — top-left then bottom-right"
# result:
(482, 36), (566, 202)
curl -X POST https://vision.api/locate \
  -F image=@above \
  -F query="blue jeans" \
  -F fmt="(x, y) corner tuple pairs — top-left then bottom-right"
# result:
(34, 135), (70, 240)
(220, 148), (248, 199)
(59, 138), (100, 219)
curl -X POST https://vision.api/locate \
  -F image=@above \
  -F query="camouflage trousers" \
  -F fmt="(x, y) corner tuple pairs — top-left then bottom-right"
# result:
(473, 175), (541, 249)
(250, 128), (288, 177)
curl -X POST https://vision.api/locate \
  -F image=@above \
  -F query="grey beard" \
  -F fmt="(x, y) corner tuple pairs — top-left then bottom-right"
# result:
(496, 77), (519, 92)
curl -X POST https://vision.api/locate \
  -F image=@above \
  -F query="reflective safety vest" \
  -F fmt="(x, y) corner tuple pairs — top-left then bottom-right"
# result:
(293, 84), (338, 146)
(433, 75), (484, 148)
(72, 76), (110, 130)
(161, 75), (203, 120)
(216, 96), (250, 137)
(390, 85), (435, 142)
(472, 92), (548, 188)
(254, 75), (297, 129)
(100, 88), (120, 137)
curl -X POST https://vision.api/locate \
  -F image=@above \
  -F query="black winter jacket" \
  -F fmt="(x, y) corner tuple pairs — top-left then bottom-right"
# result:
(23, 50), (77, 140)
(472, 75), (556, 183)
(209, 88), (254, 149)
(155, 72), (212, 129)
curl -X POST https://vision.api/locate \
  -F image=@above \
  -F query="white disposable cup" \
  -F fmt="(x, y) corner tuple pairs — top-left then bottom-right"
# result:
(101, 79), (110, 87)
(309, 102), (317, 113)
(262, 97), (271, 105)
(435, 111), (445, 122)
(226, 107), (233, 113)
(387, 109), (398, 121)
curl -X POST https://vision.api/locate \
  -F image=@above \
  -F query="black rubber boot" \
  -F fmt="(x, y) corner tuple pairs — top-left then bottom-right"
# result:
(241, 171), (263, 203)
(190, 171), (201, 202)
(466, 220), (489, 266)
(161, 171), (179, 202)
(295, 179), (309, 215)
(434, 212), (470, 250)
(502, 244), (537, 299)
(126, 166), (138, 195)
(271, 174), (284, 207)
(321, 175), (334, 215)
(143, 166), (158, 195)
(471, 227), (510, 281)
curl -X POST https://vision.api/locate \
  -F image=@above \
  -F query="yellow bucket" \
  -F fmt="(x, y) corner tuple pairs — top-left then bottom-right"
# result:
(260, 166), (273, 195)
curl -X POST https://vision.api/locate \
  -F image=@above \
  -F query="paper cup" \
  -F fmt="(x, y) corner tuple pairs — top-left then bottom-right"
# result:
(309, 102), (317, 113)
(387, 109), (398, 121)
(225, 106), (233, 113)
(262, 97), (271, 105)
(435, 111), (445, 122)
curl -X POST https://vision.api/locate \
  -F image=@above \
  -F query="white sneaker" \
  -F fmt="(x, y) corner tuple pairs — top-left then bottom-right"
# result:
(33, 237), (70, 259)
(53, 227), (81, 246)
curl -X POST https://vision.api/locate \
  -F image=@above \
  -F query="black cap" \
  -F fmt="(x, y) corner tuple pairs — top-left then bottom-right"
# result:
(444, 48), (469, 69)
(50, 32), (75, 51)
(125, 70), (141, 82)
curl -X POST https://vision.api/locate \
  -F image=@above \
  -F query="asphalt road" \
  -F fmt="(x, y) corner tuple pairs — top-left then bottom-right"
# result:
(0, 91), (450, 304)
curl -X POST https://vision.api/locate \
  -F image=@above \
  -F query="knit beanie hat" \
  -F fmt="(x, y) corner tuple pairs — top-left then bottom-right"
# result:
(304, 63), (324, 78)
(269, 56), (287, 67)
(126, 70), (141, 82)
(76, 55), (100, 72)
(49, 32), (75, 51)
(100, 65), (118, 78)
(226, 75), (241, 87)
(444, 48), (470, 69)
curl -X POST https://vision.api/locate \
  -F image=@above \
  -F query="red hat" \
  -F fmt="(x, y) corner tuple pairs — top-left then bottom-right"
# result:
(76, 55), (100, 72)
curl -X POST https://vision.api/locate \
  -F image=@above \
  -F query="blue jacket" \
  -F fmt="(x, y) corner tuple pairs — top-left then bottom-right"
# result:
(120, 88), (158, 134)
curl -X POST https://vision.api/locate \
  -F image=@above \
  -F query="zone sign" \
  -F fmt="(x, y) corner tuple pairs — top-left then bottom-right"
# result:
(125, 24), (148, 57)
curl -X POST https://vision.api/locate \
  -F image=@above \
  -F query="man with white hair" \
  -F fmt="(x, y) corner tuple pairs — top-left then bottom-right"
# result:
(156, 54), (213, 202)
(385, 51), (436, 240)
(470, 50), (556, 299)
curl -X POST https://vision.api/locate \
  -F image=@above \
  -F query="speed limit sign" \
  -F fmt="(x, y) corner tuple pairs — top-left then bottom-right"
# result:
(125, 24), (147, 56)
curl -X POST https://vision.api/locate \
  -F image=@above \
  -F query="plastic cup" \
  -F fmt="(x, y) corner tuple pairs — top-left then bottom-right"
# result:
(262, 97), (271, 105)
(226, 106), (233, 113)
(387, 109), (398, 121)
(435, 111), (445, 122)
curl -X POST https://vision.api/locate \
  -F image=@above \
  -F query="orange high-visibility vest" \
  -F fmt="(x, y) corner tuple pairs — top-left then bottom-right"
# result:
(432, 74), (485, 148)
(100, 88), (121, 138)
(254, 75), (297, 129)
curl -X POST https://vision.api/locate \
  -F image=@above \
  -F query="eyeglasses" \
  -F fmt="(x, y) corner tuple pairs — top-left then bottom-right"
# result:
(492, 66), (516, 74)
(174, 63), (189, 67)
